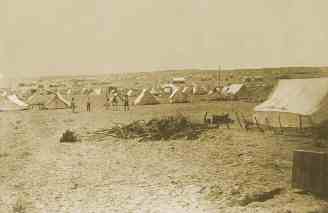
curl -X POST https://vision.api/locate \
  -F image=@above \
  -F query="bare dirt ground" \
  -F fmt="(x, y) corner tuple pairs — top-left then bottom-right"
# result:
(1, 101), (328, 213)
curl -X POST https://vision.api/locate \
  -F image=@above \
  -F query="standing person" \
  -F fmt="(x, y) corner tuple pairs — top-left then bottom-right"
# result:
(112, 93), (118, 111)
(105, 97), (110, 110)
(86, 97), (91, 112)
(71, 97), (76, 113)
(124, 94), (130, 111)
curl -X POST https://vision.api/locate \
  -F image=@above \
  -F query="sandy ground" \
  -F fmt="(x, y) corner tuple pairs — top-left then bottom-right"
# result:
(1, 101), (328, 213)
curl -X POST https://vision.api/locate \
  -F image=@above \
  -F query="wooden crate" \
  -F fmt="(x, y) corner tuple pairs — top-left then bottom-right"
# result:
(292, 150), (328, 196)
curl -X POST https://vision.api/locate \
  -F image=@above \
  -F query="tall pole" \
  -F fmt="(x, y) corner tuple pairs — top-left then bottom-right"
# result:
(217, 65), (221, 88)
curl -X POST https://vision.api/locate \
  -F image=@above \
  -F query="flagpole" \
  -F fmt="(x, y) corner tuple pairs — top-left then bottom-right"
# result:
(217, 65), (221, 89)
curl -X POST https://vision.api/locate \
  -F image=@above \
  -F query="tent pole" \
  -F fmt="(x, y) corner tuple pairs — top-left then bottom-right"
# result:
(299, 115), (303, 131)
(235, 112), (243, 129)
(308, 116), (314, 126)
(278, 113), (282, 129)
(265, 117), (272, 131)
(217, 65), (221, 89)
(308, 116), (314, 135)
(254, 116), (263, 132)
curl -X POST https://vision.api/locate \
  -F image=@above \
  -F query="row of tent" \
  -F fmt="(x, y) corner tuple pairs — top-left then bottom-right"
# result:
(135, 78), (328, 129)
(1, 77), (328, 130)
(27, 91), (71, 110)
(128, 83), (248, 98)
(66, 87), (106, 96)
(127, 84), (212, 98)
(133, 84), (248, 105)
(18, 84), (247, 109)
(0, 88), (159, 111)
(0, 90), (72, 111)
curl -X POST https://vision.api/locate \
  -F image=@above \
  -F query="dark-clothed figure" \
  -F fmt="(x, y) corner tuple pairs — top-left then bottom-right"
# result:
(71, 97), (76, 113)
(124, 95), (130, 111)
(86, 97), (91, 112)
(112, 94), (118, 111)
(105, 97), (110, 110)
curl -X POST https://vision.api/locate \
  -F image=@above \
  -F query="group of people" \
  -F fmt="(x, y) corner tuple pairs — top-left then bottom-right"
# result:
(70, 94), (130, 113)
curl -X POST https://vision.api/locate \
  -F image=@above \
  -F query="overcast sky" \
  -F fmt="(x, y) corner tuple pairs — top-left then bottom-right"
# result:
(1, 0), (328, 77)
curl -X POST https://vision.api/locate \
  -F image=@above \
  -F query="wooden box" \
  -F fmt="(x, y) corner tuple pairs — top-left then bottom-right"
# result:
(292, 150), (328, 196)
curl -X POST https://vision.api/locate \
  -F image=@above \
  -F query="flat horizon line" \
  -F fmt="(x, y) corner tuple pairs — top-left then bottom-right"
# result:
(5, 65), (328, 80)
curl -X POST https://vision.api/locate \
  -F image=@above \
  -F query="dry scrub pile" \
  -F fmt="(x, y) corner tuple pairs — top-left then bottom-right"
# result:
(86, 115), (208, 142)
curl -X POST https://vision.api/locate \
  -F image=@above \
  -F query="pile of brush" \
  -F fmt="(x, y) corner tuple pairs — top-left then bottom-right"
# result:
(60, 129), (79, 143)
(87, 115), (207, 142)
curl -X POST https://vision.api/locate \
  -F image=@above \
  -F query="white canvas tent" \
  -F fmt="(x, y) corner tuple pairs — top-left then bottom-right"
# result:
(127, 89), (139, 97)
(254, 78), (328, 127)
(161, 84), (177, 95)
(8, 95), (28, 107)
(221, 84), (248, 99)
(182, 86), (193, 95)
(208, 88), (222, 101)
(0, 91), (7, 97)
(169, 88), (189, 103)
(192, 84), (208, 95)
(0, 94), (28, 111)
(172, 77), (186, 84)
(222, 84), (243, 95)
(208, 87), (221, 95)
(89, 88), (102, 96)
(134, 89), (160, 105)
(150, 87), (160, 96)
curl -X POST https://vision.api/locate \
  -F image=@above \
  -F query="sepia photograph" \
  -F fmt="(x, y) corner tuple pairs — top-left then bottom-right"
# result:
(1, 1), (328, 212)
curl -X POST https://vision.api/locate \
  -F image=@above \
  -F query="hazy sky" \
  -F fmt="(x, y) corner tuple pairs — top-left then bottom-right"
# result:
(1, 0), (328, 77)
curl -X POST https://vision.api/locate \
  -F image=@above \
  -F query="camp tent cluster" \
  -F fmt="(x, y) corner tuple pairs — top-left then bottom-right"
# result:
(254, 78), (328, 128)
(27, 91), (70, 110)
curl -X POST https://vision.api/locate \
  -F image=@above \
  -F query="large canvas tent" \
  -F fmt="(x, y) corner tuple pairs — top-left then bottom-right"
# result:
(45, 93), (71, 109)
(27, 91), (50, 109)
(134, 89), (159, 105)
(169, 88), (189, 103)
(0, 94), (28, 111)
(254, 78), (328, 128)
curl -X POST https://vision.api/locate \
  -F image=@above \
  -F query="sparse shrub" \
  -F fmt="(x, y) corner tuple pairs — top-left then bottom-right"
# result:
(60, 130), (79, 143)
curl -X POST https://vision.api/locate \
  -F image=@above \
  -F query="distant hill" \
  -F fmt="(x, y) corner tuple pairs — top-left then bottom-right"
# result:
(18, 66), (328, 90)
